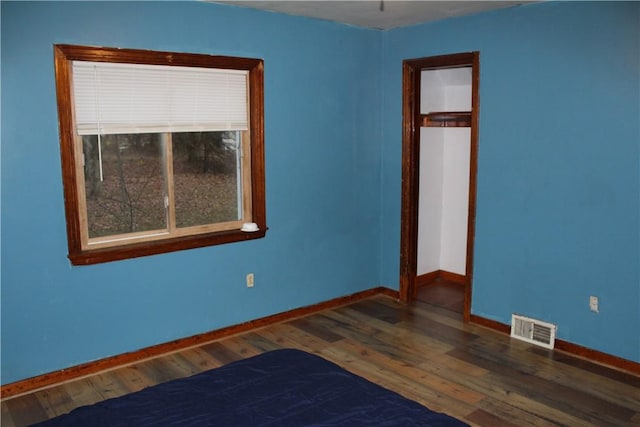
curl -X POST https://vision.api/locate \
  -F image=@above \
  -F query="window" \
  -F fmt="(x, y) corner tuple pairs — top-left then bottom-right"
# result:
(54, 45), (266, 265)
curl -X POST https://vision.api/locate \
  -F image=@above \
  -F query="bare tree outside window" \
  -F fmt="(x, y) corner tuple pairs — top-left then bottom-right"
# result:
(172, 132), (241, 228)
(83, 132), (243, 238)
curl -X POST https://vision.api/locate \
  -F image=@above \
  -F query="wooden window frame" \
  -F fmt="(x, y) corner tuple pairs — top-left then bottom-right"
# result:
(54, 45), (267, 265)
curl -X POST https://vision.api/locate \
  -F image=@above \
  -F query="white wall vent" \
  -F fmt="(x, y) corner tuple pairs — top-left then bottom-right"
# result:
(511, 314), (557, 349)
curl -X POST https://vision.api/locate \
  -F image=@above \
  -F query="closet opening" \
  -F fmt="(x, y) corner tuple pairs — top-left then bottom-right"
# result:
(399, 52), (479, 322)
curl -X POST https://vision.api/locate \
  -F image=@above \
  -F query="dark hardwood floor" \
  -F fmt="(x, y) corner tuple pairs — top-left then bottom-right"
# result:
(416, 278), (465, 313)
(2, 295), (639, 426)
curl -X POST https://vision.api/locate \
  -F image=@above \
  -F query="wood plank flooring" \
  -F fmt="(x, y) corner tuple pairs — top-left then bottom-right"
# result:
(416, 278), (465, 313)
(2, 295), (639, 426)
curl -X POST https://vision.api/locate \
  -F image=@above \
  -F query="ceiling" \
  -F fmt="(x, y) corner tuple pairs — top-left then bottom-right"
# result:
(210, 1), (532, 30)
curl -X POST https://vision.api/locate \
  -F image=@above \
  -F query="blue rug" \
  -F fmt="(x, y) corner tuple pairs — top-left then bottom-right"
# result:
(34, 348), (468, 426)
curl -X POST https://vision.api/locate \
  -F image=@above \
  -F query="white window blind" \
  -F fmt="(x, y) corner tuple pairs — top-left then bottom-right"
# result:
(72, 61), (249, 135)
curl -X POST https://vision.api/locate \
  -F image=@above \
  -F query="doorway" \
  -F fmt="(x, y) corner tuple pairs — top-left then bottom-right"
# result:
(399, 52), (479, 321)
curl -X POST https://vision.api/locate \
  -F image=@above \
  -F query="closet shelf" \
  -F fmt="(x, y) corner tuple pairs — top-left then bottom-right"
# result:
(420, 111), (471, 128)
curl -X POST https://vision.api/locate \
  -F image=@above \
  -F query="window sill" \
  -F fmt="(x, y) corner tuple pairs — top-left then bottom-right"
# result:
(68, 227), (268, 265)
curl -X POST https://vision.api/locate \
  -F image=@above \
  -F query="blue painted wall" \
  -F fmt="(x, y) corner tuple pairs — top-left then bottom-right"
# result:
(1, 1), (382, 384)
(380, 1), (640, 362)
(2, 1), (639, 385)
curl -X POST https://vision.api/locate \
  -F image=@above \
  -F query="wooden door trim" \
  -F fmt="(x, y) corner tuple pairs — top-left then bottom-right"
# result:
(399, 52), (479, 322)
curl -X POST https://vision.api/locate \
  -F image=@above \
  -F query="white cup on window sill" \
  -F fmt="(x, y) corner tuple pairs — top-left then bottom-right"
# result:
(241, 222), (259, 232)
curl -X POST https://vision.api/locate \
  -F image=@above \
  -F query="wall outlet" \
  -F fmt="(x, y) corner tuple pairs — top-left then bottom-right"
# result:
(246, 273), (254, 288)
(589, 295), (599, 313)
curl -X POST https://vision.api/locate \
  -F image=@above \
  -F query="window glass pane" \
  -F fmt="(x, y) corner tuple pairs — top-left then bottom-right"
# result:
(83, 133), (167, 238)
(172, 131), (241, 228)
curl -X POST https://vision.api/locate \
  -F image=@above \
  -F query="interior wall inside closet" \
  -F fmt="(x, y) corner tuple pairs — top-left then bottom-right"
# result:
(417, 67), (472, 279)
